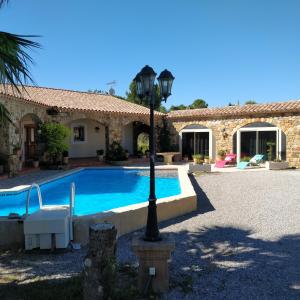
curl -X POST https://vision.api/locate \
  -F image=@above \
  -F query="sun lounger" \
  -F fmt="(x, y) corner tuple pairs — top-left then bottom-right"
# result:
(215, 153), (237, 168)
(237, 154), (264, 169)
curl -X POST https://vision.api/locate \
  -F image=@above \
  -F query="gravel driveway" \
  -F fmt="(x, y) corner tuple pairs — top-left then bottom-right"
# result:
(118, 170), (300, 299)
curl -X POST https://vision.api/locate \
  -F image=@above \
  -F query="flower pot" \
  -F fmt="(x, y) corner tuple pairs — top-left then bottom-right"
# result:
(63, 157), (69, 164)
(97, 155), (104, 161)
(193, 158), (198, 164)
(266, 161), (289, 170)
(33, 161), (39, 168)
(204, 158), (209, 164)
(183, 156), (189, 162)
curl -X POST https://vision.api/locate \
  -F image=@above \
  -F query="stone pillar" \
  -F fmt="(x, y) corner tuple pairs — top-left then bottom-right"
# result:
(132, 234), (175, 293)
(83, 223), (117, 300)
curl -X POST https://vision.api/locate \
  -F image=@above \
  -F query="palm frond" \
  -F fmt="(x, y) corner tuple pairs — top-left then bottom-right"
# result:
(0, 31), (41, 94)
(0, 0), (8, 8)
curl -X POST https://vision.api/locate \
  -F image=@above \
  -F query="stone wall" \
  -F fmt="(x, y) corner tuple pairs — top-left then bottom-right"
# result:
(168, 113), (300, 168)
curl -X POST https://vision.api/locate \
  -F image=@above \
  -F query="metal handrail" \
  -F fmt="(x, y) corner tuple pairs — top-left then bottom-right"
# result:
(69, 182), (75, 240)
(26, 183), (43, 217)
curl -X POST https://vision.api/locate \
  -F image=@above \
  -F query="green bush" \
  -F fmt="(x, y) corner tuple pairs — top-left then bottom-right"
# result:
(41, 123), (70, 164)
(241, 156), (251, 162)
(192, 154), (204, 164)
(106, 141), (127, 161)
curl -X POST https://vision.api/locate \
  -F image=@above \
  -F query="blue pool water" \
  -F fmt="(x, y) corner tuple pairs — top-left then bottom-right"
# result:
(0, 169), (181, 216)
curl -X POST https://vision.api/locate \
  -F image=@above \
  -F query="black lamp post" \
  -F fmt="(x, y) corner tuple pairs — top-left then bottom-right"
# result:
(134, 65), (174, 241)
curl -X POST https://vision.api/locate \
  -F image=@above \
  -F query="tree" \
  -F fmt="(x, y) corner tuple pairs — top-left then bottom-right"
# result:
(0, 1), (40, 92)
(169, 104), (188, 111)
(125, 81), (162, 110)
(190, 99), (208, 109)
(158, 105), (167, 113)
(41, 123), (70, 164)
(245, 100), (257, 105)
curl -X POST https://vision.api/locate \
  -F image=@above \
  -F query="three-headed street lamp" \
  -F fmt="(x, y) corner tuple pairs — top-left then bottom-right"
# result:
(134, 65), (175, 241)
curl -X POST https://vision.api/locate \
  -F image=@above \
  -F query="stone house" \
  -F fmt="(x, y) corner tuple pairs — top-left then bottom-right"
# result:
(168, 101), (300, 167)
(0, 85), (162, 162)
(0, 85), (300, 168)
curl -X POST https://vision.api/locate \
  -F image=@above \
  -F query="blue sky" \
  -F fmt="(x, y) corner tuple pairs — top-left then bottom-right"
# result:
(1, 0), (300, 108)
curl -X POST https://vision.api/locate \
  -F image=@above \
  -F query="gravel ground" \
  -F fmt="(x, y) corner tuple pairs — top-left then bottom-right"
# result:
(117, 170), (300, 299)
(0, 248), (86, 284)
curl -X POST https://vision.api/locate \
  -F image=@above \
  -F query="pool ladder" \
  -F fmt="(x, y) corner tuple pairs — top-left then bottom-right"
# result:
(25, 182), (76, 240)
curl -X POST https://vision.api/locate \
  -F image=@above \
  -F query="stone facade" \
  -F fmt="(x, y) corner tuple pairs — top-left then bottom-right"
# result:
(0, 95), (161, 158)
(168, 112), (300, 168)
(1, 94), (300, 167)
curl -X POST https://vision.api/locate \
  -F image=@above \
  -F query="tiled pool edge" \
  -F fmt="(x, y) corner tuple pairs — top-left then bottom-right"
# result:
(0, 166), (197, 249)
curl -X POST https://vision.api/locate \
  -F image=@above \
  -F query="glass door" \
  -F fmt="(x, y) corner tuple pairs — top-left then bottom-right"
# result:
(195, 132), (209, 156)
(182, 132), (194, 159)
(241, 131), (256, 158)
(258, 131), (277, 161)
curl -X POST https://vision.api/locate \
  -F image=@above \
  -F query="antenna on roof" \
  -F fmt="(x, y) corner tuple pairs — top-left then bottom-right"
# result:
(106, 80), (116, 96)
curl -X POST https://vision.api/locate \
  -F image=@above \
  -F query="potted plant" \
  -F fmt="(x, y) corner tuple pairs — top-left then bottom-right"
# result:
(96, 149), (104, 161)
(204, 156), (210, 164)
(33, 156), (39, 168)
(192, 154), (203, 164)
(63, 150), (69, 164)
(266, 159), (289, 170)
(183, 155), (189, 162)
(217, 149), (226, 160)
(106, 141), (127, 165)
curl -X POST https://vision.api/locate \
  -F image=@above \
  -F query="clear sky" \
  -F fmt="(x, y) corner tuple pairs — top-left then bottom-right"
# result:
(1, 0), (300, 108)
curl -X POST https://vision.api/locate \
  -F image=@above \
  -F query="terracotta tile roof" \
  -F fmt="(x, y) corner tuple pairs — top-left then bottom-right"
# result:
(0, 85), (164, 116)
(167, 100), (300, 119)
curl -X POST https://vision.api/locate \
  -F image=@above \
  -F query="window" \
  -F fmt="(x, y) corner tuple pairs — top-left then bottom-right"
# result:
(73, 125), (85, 142)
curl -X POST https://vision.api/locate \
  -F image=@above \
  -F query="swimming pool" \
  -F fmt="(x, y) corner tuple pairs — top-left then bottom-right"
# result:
(0, 168), (181, 217)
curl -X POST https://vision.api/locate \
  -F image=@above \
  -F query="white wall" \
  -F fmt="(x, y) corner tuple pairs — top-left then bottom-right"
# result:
(121, 123), (133, 154)
(68, 119), (105, 158)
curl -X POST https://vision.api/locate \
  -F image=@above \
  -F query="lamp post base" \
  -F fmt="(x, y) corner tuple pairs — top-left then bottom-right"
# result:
(132, 234), (175, 293)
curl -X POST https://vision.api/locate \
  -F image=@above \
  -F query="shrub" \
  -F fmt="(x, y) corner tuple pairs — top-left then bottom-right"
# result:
(241, 156), (251, 162)
(192, 154), (203, 164)
(106, 141), (127, 161)
(41, 123), (70, 164)
(218, 149), (227, 157)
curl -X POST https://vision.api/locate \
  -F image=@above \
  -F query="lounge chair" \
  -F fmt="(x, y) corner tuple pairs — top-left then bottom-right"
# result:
(237, 154), (264, 169)
(215, 153), (237, 168)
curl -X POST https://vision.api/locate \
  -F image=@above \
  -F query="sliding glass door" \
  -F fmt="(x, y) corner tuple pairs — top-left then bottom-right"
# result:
(182, 132), (209, 159)
(240, 130), (277, 160)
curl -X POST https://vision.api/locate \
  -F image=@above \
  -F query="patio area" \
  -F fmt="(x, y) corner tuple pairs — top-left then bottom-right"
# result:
(0, 169), (299, 299)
